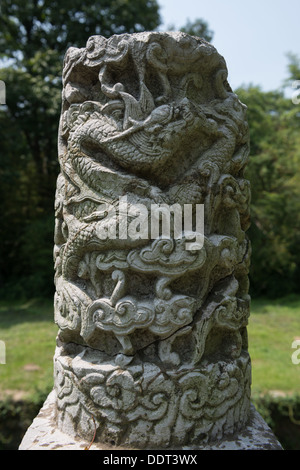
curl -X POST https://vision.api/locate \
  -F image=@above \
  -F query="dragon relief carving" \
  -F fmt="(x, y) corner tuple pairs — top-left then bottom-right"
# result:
(53, 32), (252, 446)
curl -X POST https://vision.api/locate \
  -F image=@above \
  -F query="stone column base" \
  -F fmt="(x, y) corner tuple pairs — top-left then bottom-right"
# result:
(19, 389), (282, 450)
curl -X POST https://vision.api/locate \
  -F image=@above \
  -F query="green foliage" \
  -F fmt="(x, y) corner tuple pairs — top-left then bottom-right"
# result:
(252, 393), (300, 450)
(0, 395), (47, 450)
(236, 85), (300, 297)
(0, 3), (299, 299)
(0, 0), (161, 61)
(180, 18), (214, 42)
(285, 52), (300, 83)
(0, 0), (161, 299)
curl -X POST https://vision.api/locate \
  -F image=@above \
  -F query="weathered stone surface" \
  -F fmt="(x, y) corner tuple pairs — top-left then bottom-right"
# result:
(20, 31), (282, 450)
(53, 342), (251, 447)
(19, 389), (283, 450)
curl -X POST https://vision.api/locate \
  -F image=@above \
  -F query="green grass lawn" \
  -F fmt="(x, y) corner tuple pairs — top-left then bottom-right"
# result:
(0, 298), (57, 399)
(0, 295), (299, 400)
(248, 295), (300, 396)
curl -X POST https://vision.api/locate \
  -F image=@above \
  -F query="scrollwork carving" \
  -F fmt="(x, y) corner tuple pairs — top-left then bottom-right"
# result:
(53, 31), (252, 448)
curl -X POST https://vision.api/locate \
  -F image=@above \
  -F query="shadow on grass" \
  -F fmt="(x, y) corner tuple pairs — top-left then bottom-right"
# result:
(251, 293), (300, 313)
(0, 297), (54, 328)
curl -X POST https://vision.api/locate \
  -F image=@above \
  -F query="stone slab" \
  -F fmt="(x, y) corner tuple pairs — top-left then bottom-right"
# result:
(19, 390), (283, 451)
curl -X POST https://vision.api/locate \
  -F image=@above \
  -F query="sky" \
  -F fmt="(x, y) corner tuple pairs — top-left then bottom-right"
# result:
(157, 0), (300, 94)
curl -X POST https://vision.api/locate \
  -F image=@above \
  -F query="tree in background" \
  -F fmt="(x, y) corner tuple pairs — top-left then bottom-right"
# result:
(180, 18), (214, 42)
(165, 17), (214, 43)
(0, 0), (161, 298)
(237, 81), (300, 297)
(0, 0), (161, 61)
(1, 3), (299, 299)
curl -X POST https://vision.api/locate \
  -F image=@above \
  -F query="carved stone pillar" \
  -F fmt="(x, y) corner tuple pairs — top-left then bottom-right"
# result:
(19, 32), (282, 450)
